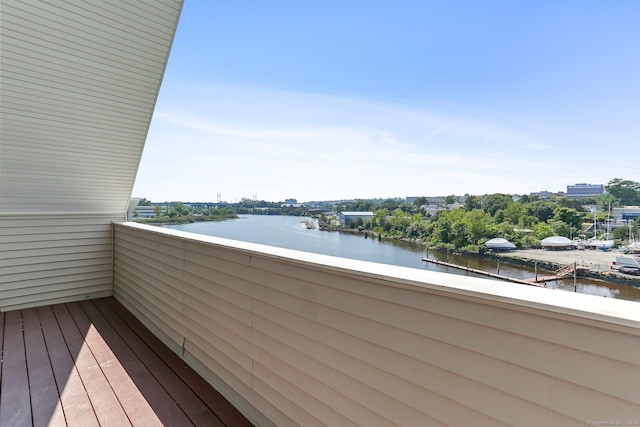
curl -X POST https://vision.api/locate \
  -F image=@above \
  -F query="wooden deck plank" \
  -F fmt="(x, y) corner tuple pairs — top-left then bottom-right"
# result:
(38, 305), (100, 427)
(77, 300), (195, 426)
(0, 310), (32, 427)
(0, 299), (252, 427)
(64, 302), (164, 426)
(91, 298), (226, 427)
(104, 297), (253, 427)
(22, 308), (66, 427)
(53, 303), (131, 426)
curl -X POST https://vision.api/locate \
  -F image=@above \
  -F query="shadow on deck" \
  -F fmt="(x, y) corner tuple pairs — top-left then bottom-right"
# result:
(0, 297), (252, 426)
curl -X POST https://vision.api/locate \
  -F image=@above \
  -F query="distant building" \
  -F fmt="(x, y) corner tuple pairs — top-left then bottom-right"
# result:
(337, 211), (374, 225)
(134, 205), (165, 218)
(612, 206), (640, 223)
(566, 183), (604, 200)
(530, 191), (559, 200)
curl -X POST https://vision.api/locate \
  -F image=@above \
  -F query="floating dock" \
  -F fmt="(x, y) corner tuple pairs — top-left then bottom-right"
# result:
(421, 258), (575, 287)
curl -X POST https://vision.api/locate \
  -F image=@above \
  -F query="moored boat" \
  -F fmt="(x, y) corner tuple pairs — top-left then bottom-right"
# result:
(485, 238), (516, 251)
(541, 236), (573, 250)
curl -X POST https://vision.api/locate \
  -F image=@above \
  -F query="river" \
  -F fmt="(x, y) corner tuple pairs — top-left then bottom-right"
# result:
(165, 215), (640, 302)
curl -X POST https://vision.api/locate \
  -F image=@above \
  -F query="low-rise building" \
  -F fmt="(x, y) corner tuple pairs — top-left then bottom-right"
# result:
(337, 211), (375, 225)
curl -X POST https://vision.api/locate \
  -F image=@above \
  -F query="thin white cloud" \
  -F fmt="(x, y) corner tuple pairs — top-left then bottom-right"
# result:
(133, 84), (632, 202)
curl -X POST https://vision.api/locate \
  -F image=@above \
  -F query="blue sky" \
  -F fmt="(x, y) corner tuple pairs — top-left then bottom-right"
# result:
(132, 1), (639, 203)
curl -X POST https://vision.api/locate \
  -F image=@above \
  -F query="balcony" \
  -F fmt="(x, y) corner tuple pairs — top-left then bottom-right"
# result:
(104, 221), (638, 425)
(2, 219), (640, 425)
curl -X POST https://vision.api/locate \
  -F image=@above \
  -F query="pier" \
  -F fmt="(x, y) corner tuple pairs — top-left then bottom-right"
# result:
(422, 258), (576, 287)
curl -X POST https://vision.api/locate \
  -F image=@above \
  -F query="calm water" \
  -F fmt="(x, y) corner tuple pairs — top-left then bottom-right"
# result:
(166, 215), (640, 302)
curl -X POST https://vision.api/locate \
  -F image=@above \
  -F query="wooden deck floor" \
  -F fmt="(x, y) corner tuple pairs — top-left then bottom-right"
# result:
(0, 297), (252, 426)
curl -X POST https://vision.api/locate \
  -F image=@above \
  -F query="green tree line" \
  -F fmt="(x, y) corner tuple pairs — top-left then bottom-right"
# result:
(348, 178), (640, 252)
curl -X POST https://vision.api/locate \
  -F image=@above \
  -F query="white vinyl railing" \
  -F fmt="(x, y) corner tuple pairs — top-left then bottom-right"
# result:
(113, 222), (640, 426)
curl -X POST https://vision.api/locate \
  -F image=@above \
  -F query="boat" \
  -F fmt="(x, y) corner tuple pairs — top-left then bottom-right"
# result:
(591, 238), (615, 251)
(300, 219), (316, 229)
(485, 238), (516, 251)
(627, 242), (640, 254)
(589, 204), (614, 251)
(541, 236), (573, 250)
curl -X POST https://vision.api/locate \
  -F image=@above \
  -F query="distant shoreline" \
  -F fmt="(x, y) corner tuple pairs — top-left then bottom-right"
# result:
(133, 214), (238, 225)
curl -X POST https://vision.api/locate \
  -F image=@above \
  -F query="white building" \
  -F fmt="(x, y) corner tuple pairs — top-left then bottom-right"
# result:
(337, 211), (375, 225)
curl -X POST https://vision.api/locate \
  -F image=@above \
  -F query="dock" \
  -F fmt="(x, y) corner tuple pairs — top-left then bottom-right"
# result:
(422, 258), (576, 287)
(523, 263), (576, 284)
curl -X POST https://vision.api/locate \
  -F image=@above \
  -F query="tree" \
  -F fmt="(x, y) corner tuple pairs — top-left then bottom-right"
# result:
(526, 201), (556, 223)
(553, 207), (584, 230)
(504, 202), (526, 226)
(380, 198), (400, 212)
(605, 178), (640, 206)
(173, 202), (188, 216)
(534, 222), (554, 240)
(463, 195), (482, 211)
(482, 194), (512, 216)
(153, 205), (163, 217)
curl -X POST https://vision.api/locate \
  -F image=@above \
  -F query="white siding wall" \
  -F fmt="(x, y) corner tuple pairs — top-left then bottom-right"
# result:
(0, 1), (182, 309)
(0, 215), (116, 311)
(114, 223), (640, 426)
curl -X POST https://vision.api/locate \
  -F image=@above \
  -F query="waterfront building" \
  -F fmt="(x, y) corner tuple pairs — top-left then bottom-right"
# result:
(337, 211), (375, 225)
(1, 2), (638, 425)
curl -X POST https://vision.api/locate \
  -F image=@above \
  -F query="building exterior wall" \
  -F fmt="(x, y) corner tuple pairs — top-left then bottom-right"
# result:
(0, 1), (182, 310)
(113, 222), (640, 426)
(337, 212), (375, 225)
(566, 183), (604, 199)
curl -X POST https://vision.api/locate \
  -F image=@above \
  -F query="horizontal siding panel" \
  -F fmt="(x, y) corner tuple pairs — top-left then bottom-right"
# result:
(113, 283), (183, 349)
(182, 298), (255, 384)
(1, 115), (148, 143)
(113, 254), (186, 309)
(0, 216), (116, 310)
(1, 0), (181, 215)
(251, 252), (640, 365)
(0, 270), (111, 292)
(0, 244), (112, 262)
(248, 313), (435, 427)
(0, 249), (111, 269)
(252, 309), (493, 427)
(2, 135), (144, 161)
(226, 269), (546, 424)
(2, 82), (155, 123)
(113, 223), (640, 425)
(0, 215), (119, 227)
(182, 345), (284, 427)
(1, 223), (112, 236)
(244, 258), (640, 416)
(2, 8), (169, 70)
(1, 286), (112, 312)
(1, 263), (112, 287)
(112, 270), (186, 342)
(0, 278), (110, 300)
(0, 230), (110, 244)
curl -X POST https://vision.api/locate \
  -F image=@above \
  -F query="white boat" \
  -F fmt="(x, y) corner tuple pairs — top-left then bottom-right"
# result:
(300, 219), (316, 229)
(591, 239), (615, 251)
(541, 236), (573, 250)
(588, 204), (614, 250)
(627, 242), (640, 254)
(485, 238), (516, 251)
